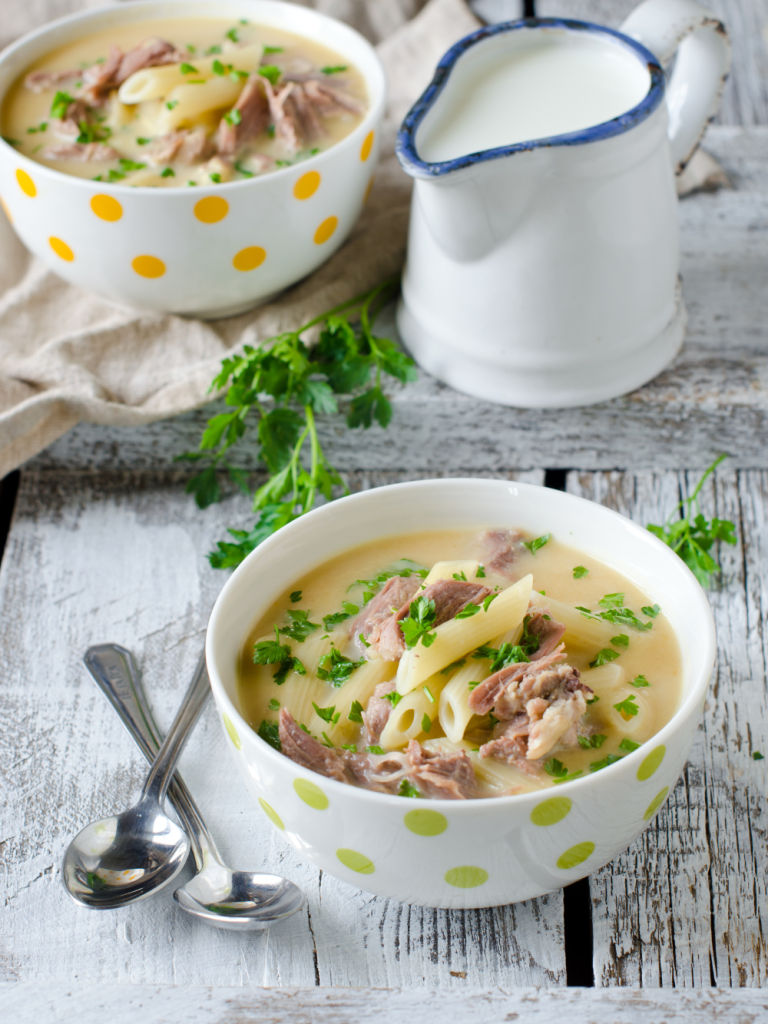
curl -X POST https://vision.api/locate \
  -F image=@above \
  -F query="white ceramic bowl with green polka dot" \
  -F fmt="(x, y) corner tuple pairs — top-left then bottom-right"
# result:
(206, 478), (715, 908)
(0, 0), (384, 318)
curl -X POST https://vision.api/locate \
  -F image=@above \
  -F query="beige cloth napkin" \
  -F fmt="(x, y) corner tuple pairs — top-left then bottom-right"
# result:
(0, 0), (726, 476)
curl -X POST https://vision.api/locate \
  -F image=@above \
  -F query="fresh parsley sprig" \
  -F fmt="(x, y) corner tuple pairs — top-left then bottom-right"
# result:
(647, 454), (736, 587)
(180, 279), (416, 568)
(401, 596), (437, 648)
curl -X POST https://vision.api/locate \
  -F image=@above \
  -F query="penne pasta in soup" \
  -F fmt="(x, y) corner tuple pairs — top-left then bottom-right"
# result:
(238, 528), (683, 800)
(2, 18), (367, 186)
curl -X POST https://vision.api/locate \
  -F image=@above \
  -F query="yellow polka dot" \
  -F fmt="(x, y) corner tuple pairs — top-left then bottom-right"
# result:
(293, 777), (329, 810)
(314, 215), (337, 245)
(132, 255), (165, 279)
(223, 713), (241, 750)
(637, 745), (665, 781)
(259, 797), (285, 831)
(531, 797), (571, 827)
(336, 848), (375, 874)
(293, 170), (320, 200)
(643, 786), (669, 821)
(363, 177), (374, 204)
(49, 237), (74, 262)
(404, 809), (447, 836)
(360, 130), (374, 161)
(232, 246), (266, 272)
(90, 194), (123, 222)
(556, 841), (595, 870)
(16, 169), (36, 197)
(445, 866), (488, 889)
(194, 195), (229, 223)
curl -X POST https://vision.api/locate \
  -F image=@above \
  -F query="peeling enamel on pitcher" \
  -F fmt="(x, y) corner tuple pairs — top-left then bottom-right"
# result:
(395, 0), (731, 409)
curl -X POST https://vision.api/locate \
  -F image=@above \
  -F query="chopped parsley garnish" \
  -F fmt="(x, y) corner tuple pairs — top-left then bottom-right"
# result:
(398, 779), (421, 798)
(323, 601), (359, 630)
(599, 592), (625, 609)
(279, 608), (320, 642)
(187, 180), (197, 186)
(267, 124), (276, 137)
(358, 632), (371, 648)
(212, 60), (229, 76)
(259, 65), (281, 86)
(441, 658), (466, 675)
(423, 685), (435, 703)
(267, 698), (280, 711)
(136, 137), (150, 145)
(589, 753), (623, 773)
(321, 732), (334, 748)
(590, 648), (620, 668)
(598, 606), (654, 631)
(26, 122), (48, 134)
(586, 693), (600, 704)
(467, 681), (481, 691)
(257, 719), (281, 751)
(321, 65), (348, 74)
(543, 758), (582, 784)
(239, 18), (249, 24)
(225, 27), (240, 42)
(347, 564), (428, 596)
(611, 634), (629, 648)
(753, 751), (764, 761)
(578, 734), (607, 749)
(224, 108), (242, 126)
(520, 615), (542, 658)
(476, 565), (486, 578)
(400, 596), (437, 648)
(453, 570), (468, 581)
(642, 604), (661, 618)
(252, 635), (306, 684)
(186, 44), (197, 54)
(2, 137), (20, 146)
(455, 602), (480, 619)
(523, 533), (550, 555)
(166, 99), (179, 110)
(180, 62), (198, 74)
(290, 590), (302, 603)
(234, 160), (254, 177)
(317, 645), (363, 687)
(483, 592), (499, 612)
(613, 694), (639, 719)
(421, 713), (432, 733)
(107, 169), (126, 182)
(348, 699), (364, 723)
(382, 690), (403, 708)
(366, 745), (386, 755)
(312, 702), (340, 725)
(342, 743), (357, 753)
(230, 69), (249, 81)
(210, 172), (222, 183)
(573, 566), (589, 578)
(264, 45), (284, 54)
(629, 675), (650, 688)
(619, 737), (641, 753)
(489, 643), (529, 674)
(50, 91), (74, 120)
(206, 45), (222, 54)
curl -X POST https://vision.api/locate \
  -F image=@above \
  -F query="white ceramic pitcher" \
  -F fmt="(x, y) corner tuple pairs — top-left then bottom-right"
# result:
(395, 0), (730, 408)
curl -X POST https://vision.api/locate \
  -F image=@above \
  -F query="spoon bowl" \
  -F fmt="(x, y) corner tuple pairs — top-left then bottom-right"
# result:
(174, 871), (305, 931)
(63, 806), (191, 910)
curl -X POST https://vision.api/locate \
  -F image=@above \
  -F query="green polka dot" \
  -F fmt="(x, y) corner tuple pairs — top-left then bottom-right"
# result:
(223, 713), (241, 750)
(445, 865), (488, 888)
(637, 745), (665, 781)
(293, 777), (329, 810)
(404, 809), (448, 836)
(556, 841), (595, 870)
(336, 848), (375, 874)
(643, 786), (669, 821)
(259, 797), (285, 831)
(531, 797), (572, 827)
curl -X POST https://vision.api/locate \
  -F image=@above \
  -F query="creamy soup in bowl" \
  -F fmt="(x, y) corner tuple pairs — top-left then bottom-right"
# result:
(206, 478), (715, 908)
(0, 1), (384, 317)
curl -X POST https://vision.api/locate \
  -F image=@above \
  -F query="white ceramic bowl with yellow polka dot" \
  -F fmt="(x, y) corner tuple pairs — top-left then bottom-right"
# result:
(0, 0), (384, 318)
(206, 478), (716, 909)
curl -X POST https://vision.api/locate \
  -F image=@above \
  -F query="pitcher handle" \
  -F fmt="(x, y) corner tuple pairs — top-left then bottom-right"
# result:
(620, 0), (731, 172)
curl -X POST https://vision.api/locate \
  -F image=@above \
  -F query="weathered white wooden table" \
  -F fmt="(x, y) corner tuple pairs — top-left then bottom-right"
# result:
(3, 1), (768, 1020)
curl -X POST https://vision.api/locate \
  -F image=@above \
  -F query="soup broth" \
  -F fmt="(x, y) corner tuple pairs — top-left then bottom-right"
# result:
(238, 527), (682, 800)
(2, 17), (367, 186)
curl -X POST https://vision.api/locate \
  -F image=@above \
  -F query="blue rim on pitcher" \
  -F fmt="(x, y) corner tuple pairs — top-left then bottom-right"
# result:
(396, 18), (666, 179)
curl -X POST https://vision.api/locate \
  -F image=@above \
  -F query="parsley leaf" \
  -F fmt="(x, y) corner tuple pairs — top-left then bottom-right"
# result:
(224, 108), (242, 126)
(543, 758), (582, 784)
(267, 698), (280, 711)
(489, 643), (529, 674)
(252, 635), (305, 684)
(613, 695), (639, 719)
(367, 744), (386, 755)
(259, 65), (281, 86)
(753, 751), (764, 761)
(264, 45), (284, 54)
(590, 648), (620, 668)
(523, 533), (550, 555)
(290, 590), (302, 603)
(50, 91), (74, 120)
(619, 737), (641, 753)
(180, 62), (197, 73)
(573, 566), (589, 578)
(441, 658), (466, 675)
(382, 690), (403, 708)
(629, 675), (650, 688)
(165, 99), (179, 110)
(279, 609), (320, 642)
(483, 592), (499, 612)
(453, 570), (468, 581)
(578, 734), (607, 749)
(312, 702), (339, 724)
(321, 65), (347, 74)
(421, 713), (432, 733)
(348, 699), (364, 723)
(423, 685), (435, 703)
(342, 743), (357, 753)
(599, 592), (625, 609)
(611, 634), (629, 648)
(257, 719), (281, 751)
(400, 596), (437, 648)
(234, 160), (254, 177)
(398, 779), (421, 798)
(160, 167), (175, 177)
(476, 565), (486, 578)
(589, 753), (623, 773)
(225, 27), (240, 42)
(455, 602), (480, 619)
(317, 646), (363, 687)
(586, 693), (600, 704)
(642, 604), (661, 618)
(322, 601), (359, 631)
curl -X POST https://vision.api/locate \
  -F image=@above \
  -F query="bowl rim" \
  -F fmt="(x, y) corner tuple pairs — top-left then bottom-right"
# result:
(0, 0), (386, 195)
(206, 476), (716, 810)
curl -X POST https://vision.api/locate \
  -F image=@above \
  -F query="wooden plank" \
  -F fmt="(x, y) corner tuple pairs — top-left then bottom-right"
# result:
(565, 467), (768, 987)
(5, 983), (768, 1024)
(0, 468), (568, 989)
(29, 126), (768, 474)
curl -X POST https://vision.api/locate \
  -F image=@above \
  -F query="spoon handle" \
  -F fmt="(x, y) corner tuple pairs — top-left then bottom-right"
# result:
(84, 644), (222, 871)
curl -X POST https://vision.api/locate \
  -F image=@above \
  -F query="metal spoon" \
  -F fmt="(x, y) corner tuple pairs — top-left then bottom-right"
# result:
(77, 644), (304, 930)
